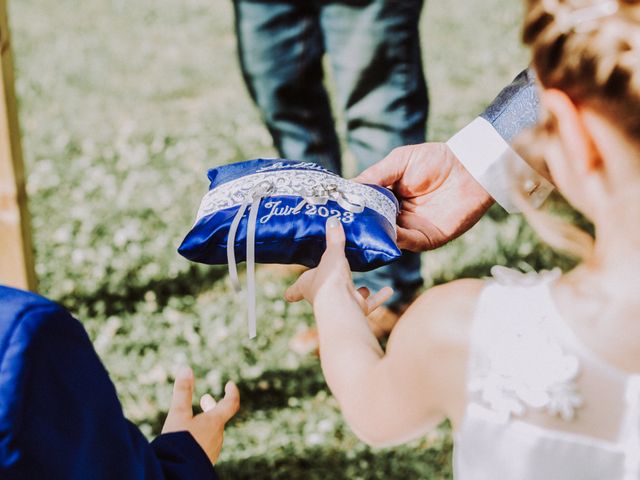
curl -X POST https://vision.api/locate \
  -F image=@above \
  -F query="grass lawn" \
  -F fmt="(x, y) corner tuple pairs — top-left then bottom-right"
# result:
(9, 0), (576, 478)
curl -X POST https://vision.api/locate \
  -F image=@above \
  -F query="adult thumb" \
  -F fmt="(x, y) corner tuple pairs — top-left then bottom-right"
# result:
(353, 149), (408, 187)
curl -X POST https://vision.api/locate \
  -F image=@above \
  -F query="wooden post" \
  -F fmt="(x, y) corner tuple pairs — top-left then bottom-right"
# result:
(0, 0), (37, 291)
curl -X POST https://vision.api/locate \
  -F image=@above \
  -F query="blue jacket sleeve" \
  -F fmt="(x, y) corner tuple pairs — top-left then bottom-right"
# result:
(0, 286), (217, 480)
(150, 431), (219, 480)
(480, 68), (540, 143)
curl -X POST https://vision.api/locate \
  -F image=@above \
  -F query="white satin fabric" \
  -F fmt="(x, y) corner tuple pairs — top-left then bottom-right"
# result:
(454, 267), (640, 480)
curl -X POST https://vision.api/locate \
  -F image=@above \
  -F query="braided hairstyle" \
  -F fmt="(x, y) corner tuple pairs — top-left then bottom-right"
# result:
(524, 0), (640, 139)
(513, 1), (640, 259)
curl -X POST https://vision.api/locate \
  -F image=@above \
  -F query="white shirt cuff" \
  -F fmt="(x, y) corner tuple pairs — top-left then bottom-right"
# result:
(446, 117), (554, 213)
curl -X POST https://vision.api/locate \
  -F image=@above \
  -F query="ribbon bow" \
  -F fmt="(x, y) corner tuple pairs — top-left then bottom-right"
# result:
(293, 183), (365, 215)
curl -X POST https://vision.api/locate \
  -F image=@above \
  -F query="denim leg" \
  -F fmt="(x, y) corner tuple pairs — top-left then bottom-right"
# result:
(320, 0), (428, 309)
(233, 0), (342, 173)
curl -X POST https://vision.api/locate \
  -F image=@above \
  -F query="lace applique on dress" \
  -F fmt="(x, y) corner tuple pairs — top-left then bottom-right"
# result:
(490, 265), (561, 287)
(468, 267), (584, 421)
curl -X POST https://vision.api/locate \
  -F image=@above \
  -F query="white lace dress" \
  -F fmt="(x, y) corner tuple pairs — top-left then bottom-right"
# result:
(454, 267), (640, 480)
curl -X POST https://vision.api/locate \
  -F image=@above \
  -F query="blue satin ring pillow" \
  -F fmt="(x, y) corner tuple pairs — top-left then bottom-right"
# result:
(178, 159), (401, 271)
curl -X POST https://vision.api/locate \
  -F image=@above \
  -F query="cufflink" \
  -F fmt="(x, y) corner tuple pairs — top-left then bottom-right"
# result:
(523, 179), (540, 196)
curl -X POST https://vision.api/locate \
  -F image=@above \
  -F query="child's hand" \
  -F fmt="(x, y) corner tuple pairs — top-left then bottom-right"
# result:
(285, 217), (393, 315)
(162, 367), (240, 464)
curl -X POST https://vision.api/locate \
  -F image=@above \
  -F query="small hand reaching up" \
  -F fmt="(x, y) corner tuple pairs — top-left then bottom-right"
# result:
(162, 367), (240, 465)
(282, 217), (477, 449)
(355, 142), (494, 251)
(285, 217), (393, 316)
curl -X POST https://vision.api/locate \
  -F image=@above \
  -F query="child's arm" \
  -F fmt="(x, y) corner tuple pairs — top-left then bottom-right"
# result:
(286, 218), (484, 447)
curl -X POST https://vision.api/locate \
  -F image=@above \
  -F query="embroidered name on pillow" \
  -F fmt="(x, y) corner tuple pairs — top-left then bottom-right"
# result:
(178, 159), (401, 337)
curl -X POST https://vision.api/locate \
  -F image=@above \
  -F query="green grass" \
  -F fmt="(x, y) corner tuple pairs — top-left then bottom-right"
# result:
(9, 1), (574, 478)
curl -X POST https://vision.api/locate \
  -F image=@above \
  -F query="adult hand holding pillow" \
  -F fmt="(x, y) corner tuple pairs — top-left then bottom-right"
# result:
(179, 159), (401, 337)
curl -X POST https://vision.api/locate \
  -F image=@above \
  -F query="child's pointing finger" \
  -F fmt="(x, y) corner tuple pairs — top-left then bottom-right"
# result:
(325, 217), (346, 252)
(168, 367), (194, 419)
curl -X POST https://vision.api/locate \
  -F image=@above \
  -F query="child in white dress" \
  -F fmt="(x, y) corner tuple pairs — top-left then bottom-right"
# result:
(285, 0), (640, 478)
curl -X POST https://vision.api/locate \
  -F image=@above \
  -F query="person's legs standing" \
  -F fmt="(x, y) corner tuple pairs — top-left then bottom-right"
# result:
(321, 0), (427, 317)
(233, 0), (342, 173)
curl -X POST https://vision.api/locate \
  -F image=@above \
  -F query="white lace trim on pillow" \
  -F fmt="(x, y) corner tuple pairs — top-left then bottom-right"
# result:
(194, 170), (398, 228)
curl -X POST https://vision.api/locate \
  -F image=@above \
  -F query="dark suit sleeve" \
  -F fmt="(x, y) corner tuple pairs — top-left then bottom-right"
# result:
(479, 68), (540, 143)
(150, 431), (219, 480)
(0, 288), (218, 480)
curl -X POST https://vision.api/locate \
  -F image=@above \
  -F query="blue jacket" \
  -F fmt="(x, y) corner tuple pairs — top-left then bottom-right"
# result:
(0, 286), (218, 479)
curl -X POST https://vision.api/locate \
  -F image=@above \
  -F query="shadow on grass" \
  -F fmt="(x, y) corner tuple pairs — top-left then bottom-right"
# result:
(60, 264), (228, 316)
(233, 363), (328, 417)
(216, 442), (453, 480)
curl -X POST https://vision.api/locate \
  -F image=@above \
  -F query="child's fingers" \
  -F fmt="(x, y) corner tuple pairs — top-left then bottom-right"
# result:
(207, 381), (240, 424)
(200, 393), (217, 412)
(320, 217), (349, 272)
(286, 219), (349, 304)
(365, 286), (394, 315)
(169, 366), (194, 418)
(324, 217), (346, 255)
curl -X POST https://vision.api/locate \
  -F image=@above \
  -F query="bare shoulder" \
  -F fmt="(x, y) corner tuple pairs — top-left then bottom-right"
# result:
(384, 278), (487, 424)
(386, 277), (486, 370)
(400, 278), (485, 344)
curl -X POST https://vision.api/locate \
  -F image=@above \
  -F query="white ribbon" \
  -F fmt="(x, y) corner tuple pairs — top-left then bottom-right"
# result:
(226, 182), (274, 338)
(226, 202), (248, 292)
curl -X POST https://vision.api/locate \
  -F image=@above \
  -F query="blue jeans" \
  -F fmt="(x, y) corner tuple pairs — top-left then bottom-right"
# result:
(234, 0), (427, 309)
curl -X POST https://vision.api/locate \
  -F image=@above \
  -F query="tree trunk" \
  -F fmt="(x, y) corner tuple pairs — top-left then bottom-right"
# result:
(0, 0), (37, 291)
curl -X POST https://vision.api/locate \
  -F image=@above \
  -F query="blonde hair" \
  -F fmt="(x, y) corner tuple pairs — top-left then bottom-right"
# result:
(524, 0), (640, 138)
(515, 0), (640, 259)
